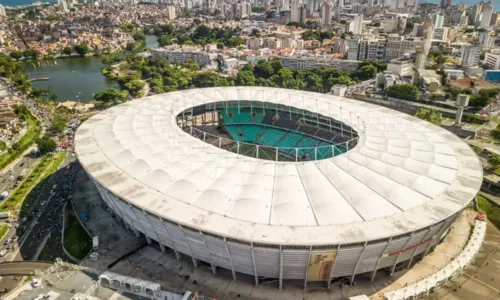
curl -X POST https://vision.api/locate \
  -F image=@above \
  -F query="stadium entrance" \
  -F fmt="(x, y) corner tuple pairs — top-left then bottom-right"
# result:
(177, 100), (358, 161)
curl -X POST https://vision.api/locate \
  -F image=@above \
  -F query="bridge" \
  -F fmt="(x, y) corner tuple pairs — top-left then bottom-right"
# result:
(0, 261), (53, 276)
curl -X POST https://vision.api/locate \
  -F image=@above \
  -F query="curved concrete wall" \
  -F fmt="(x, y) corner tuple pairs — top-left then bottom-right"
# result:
(89, 175), (461, 288)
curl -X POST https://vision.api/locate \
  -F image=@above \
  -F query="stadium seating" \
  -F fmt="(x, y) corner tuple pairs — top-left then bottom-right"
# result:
(221, 109), (264, 124)
(221, 109), (351, 160)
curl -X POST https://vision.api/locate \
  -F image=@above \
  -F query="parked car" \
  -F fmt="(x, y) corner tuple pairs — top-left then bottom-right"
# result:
(0, 250), (6, 257)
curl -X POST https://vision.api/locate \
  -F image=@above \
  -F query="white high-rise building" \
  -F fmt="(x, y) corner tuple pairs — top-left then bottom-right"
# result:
(321, 1), (332, 26)
(478, 31), (493, 49)
(481, 2), (493, 28)
(422, 22), (433, 54)
(58, 0), (68, 12)
(352, 14), (363, 34)
(460, 45), (482, 67)
(290, 0), (300, 23)
(433, 12), (445, 29)
(0, 5), (6, 16)
(167, 6), (176, 19)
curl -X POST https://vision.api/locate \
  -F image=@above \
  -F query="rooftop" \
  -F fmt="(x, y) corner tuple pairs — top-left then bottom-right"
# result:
(75, 87), (482, 246)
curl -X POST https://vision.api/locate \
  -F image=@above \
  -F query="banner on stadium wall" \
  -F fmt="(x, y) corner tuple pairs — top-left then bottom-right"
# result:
(307, 251), (337, 281)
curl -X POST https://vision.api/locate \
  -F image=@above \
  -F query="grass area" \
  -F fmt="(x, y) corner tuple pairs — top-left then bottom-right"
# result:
(63, 213), (91, 260)
(476, 194), (500, 230)
(38, 248), (52, 261)
(0, 113), (41, 170)
(42, 152), (67, 180)
(0, 225), (7, 241)
(0, 152), (66, 212)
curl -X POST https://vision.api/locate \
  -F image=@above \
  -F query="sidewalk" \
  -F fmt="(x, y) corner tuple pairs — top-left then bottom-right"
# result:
(370, 210), (476, 300)
(2, 282), (33, 300)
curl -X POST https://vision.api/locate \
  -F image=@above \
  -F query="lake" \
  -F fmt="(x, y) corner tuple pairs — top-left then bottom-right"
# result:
(145, 35), (159, 49)
(24, 56), (118, 103)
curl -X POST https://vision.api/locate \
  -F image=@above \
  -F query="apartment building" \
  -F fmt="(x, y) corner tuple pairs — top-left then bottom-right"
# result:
(347, 36), (423, 62)
(246, 37), (262, 50)
(484, 49), (500, 69)
(276, 55), (361, 71)
(460, 45), (482, 67)
(151, 47), (212, 67)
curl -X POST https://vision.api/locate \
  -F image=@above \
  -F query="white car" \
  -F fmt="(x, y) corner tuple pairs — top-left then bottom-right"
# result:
(31, 279), (40, 288)
(12, 236), (18, 242)
(0, 250), (6, 257)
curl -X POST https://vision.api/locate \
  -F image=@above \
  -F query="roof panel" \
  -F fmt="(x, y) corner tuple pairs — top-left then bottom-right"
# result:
(75, 87), (482, 246)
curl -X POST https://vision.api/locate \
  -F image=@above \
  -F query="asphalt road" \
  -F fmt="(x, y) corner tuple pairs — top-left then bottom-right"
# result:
(0, 261), (53, 276)
(0, 153), (75, 296)
(0, 154), (40, 200)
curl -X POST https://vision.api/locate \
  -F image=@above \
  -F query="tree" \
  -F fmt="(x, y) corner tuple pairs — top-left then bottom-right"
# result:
(74, 44), (90, 57)
(62, 46), (73, 56)
(94, 88), (129, 107)
(124, 80), (146, 97)
(488, 153), (500, 167)
(132, 32), (146, 42)
(158, 35), (174, 47)
(23, 49), (39, 59)
(37, 136), (57, 155)
(254, 60), (274, 79)
(415, 108), (442, 125)
(235, 70), (256, 86)
(385, 84), (419, 101)
(270, 60), (284, 74)
(250, 29), (260, 37)
(353, 64), (377, 81)
(51, 114), (68, 133)
(9, 51), (23, 61)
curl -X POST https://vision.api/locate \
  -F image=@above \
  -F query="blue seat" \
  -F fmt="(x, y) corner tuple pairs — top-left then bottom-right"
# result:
(221, 109), (264, 124)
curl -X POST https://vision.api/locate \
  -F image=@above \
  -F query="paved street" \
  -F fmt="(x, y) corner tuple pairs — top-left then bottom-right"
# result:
(0, 153), (75, 296)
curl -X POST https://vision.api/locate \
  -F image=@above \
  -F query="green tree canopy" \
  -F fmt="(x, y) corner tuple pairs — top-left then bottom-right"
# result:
(385, 84), (419, 101)
(235, 70), (256, 86)
(73, 44), (90, 57)
(36, 136), (57, 155)
(94, 88), (129, 107)
(414, 108), (442, 125)
(254, 60), (274, 79)
(488, 153), (500, 167)
(62, 46), (73, 56)
(9, 51), (23, 61)
(51, 114), (68, 133)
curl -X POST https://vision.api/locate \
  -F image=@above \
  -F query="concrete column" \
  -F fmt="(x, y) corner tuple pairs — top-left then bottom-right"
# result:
(132, 228), (140, 238)
(159, 244), (166, 253)
(145, 236), (152, 244)
(391, 233), (415, 275)
(371, 237), (392, 281)
(251, 242), (259, 286)
(279, 245), (283, 290)
(351, 242), (368, 285)
(303, 246), (312, 291)
(327, 245), (341, 289)
(223, 237), (237, 281)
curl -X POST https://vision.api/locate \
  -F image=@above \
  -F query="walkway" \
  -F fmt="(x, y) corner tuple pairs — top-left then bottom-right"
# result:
(370, 210), (475, 300)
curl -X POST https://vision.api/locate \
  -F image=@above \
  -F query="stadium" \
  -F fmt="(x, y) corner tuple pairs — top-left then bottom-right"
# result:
(75, 87), (482, 289)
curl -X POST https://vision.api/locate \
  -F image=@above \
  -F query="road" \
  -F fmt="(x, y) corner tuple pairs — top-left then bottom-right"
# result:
(0, 153), (75, 296)
(0, 154), (40, 199)
(0, 261), (53, 276)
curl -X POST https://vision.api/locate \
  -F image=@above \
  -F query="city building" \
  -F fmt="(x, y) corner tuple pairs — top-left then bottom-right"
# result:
(433, 27), (449, 41)
(0, 5), (6, 17)
(75, 87), (481, 289)
(331, 85), (347, 96)
(478, 31), (494, 49)
(276, 55), (362, 71)
(321, 1), (332, 26)
(483, 49), (500, 69)
(432, 12), (445, 29)
(481, 2), (494, 28)
(166, 5), (176, 20)
(266, 37), (282, 49)
(460, 45), (482, 67)
(246, 37), (262, 50)
(151, 47), (213, 67)
(387, 57), (414, 77)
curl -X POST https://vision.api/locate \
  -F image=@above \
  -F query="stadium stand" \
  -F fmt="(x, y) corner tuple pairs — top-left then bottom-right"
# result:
(221, 109), (264, 124)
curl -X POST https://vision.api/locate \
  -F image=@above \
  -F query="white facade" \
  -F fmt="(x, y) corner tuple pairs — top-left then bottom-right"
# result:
(150, 48), (212, 67)
(460, 45), (482, 67)
(433, 27), (449, 41)
(387, 58), (414, 77)
(246, 37), (262, 50)
(277, 55), (361, 70)
(352, 14), (364, 35)
(166, 5), (176, 19)
(0, 5), (6, 16)
(321, 2), (332, 26)
(481, 2), (493, 28)
(484, 52), (500, 69)
(478, 31), (493, 49)
(433, 13), (444, 29)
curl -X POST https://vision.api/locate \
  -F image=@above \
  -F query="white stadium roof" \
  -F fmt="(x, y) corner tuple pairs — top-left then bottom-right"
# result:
(75, 87), (482, 246)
